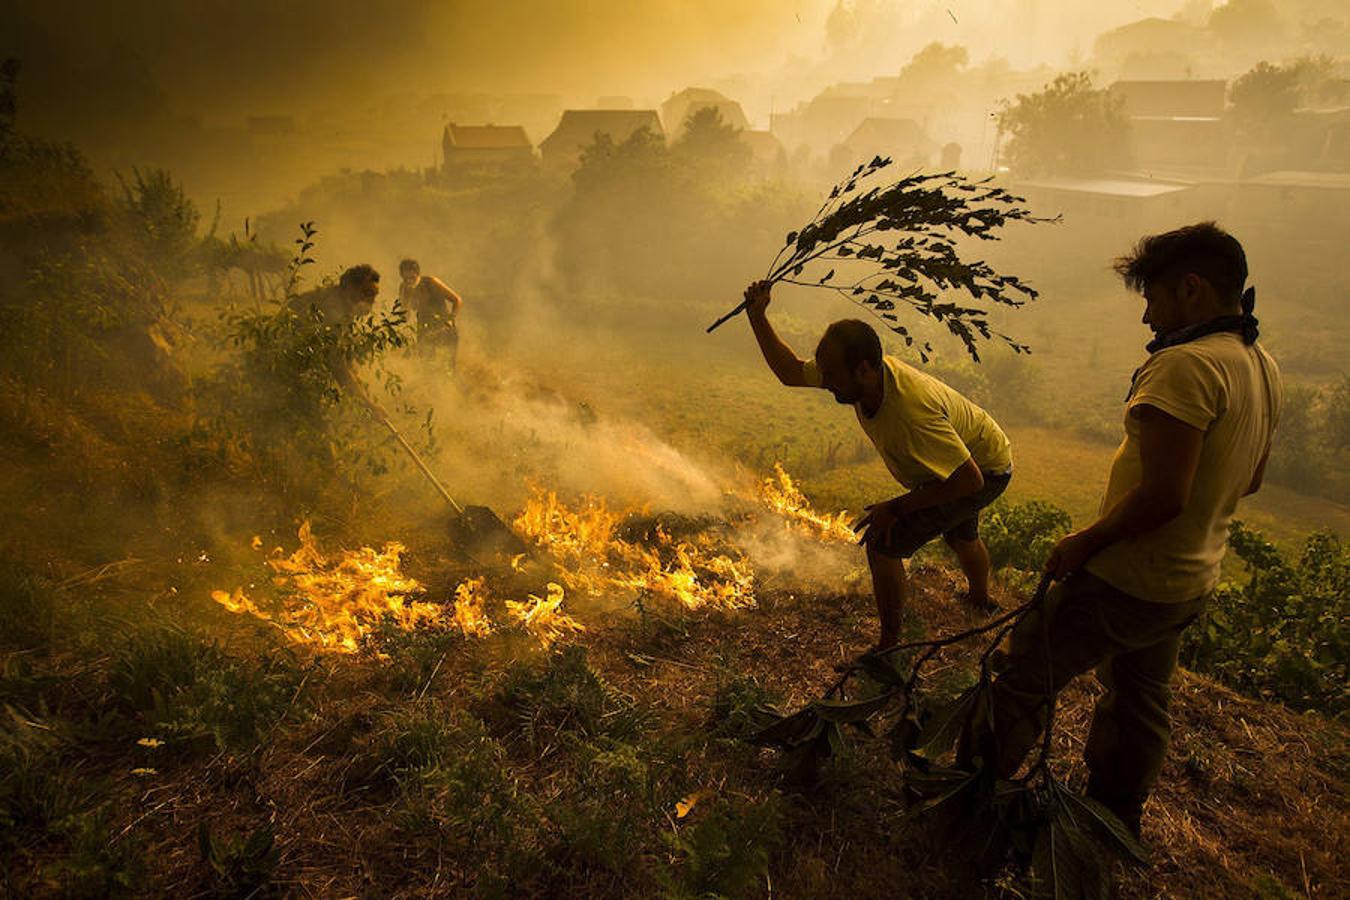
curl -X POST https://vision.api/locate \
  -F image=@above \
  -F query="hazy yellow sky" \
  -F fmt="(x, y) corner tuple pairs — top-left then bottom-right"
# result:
(7, 1), (1192, 120)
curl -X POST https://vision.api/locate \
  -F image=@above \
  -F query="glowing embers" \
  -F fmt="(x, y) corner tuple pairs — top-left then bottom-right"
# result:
(512, 487), (756, 611)
(757, 463), (856, 543)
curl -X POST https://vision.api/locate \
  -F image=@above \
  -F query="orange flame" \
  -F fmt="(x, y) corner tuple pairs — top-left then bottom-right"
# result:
(512, 487), (756, 611)
(505, 582), (586, 648)
(451, 576), (494, 638)
(758, 463), (856, 543)
(214, 522), (471, 652)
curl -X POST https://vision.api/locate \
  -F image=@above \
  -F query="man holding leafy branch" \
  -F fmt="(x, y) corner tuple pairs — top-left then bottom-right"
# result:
(743, 279), (1014, 648)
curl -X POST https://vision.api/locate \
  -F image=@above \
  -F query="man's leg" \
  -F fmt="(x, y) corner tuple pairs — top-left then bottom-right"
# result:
(944, 533), (993, 608)
(866, 544), (907, 648)
(1083, 628), (1188, 836)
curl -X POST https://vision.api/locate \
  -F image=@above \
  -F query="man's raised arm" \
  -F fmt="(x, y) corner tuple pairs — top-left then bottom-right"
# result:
(744, 280), (809, 387)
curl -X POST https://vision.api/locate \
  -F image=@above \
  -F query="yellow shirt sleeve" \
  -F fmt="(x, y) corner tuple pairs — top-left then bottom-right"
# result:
(801, 359), (824, 388)
(1128, 348), (1224, 431)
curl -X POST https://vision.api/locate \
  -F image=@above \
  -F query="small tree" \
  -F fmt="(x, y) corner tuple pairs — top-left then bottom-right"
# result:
(996, 72), (1131, 177)
(672, 106), (751, 183)
(116, 167), (201, 279)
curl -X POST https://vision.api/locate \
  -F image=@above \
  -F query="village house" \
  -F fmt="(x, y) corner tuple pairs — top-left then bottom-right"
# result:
(1109, 79), (1232, 177)
(538, 109), (664, 173)
(440, 124), (535, 181)
(830, 117), (936, 171)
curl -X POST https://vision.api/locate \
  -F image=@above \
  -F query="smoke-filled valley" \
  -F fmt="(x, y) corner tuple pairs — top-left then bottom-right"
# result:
(1, 2), (1347, 897)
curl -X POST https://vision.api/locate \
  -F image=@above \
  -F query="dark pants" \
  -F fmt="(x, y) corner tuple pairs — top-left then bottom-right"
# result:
(872, 470), (1011, 559)
(962, 571), (1207, 831)
(418, 323), (458, 372)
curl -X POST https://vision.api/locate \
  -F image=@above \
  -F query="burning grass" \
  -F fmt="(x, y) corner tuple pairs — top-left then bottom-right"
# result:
(209, 467), (854, 656)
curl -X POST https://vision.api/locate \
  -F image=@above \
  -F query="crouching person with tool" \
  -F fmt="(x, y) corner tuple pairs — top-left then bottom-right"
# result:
(961, 223), (1282, 838)
(743, 279), (1014, 651)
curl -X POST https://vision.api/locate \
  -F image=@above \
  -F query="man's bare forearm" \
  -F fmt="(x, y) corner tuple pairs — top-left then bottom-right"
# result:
(892, 459), (983, 515)
(748, 308), (805, 386)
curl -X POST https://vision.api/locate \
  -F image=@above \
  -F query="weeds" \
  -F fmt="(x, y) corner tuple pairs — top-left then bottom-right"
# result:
(661, 793), (787, 898)
(0, 559), (55, 652)
(486, 645), (648, 751)
(198, 820), (281, 899)
(107, 625), (309, 753)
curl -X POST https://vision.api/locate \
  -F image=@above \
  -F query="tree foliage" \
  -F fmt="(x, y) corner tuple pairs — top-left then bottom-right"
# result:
(997, 72), (1131, 177)
(554, 121), (809, 303)
(194, 223), (416, 488)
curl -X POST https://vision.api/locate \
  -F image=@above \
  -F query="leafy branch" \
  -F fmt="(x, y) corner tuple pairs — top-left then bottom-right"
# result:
(746, 574), (1147, 896)
(707, 157), (1055, 362)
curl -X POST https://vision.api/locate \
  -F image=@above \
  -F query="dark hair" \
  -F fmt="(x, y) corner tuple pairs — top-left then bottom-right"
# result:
(339, 264), (380, 290)
(1114, 222), (1247, 306)
(819, 319), (883, 371)
(398, 258), (419, 274)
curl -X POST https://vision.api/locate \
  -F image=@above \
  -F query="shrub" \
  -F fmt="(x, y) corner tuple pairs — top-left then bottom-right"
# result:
(1182, 522), (1347, 714)
(198, 821), (281, 898)
(546, 740), (654, 877)
(372, 705), (537, 887)
(707, 673), (781, 741)
(981, 499), (1073, 573)
(0, 710), (96, 849)
(661, 794), (787, 898)
(0, 560), (55, 651)
(487, 646), (647, 749)
(1265, 378), (1350, 503)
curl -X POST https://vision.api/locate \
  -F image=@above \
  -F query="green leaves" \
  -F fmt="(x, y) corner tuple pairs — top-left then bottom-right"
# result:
(1030, 815), (1110, 900)
(1056, 789), (1148, 865)
(710, 158), (1052, 357)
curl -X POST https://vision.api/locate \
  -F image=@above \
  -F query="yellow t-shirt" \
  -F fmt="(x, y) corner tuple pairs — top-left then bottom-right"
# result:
(802, 355), (1013, 489)
(1086, 333), (1283, 603)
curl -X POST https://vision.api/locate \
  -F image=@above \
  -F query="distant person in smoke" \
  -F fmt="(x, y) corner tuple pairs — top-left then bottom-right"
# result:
(960, 223), (1282, 837)
(742, 279), (1014, 650)
(398, 258), (463, 372)
(287, 263), (381, 394)
(288, 263), (381, 326)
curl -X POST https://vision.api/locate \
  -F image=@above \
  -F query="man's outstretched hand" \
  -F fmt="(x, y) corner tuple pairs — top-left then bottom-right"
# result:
(853, 499), (899, 548)
(744, 280), (773, 318)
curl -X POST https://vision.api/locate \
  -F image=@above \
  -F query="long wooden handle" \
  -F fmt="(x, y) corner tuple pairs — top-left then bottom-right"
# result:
(377, 415), (464, 515)
(346, 366), (464, 515)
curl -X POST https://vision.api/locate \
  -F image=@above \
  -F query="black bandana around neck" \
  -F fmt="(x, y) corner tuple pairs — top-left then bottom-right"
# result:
(1127, 287), (1260, 401)
(1145, 286), (1260, 353)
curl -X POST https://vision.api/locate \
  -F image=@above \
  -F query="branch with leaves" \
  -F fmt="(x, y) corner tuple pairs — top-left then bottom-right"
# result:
(745, 574), (1147, 897)
(707, 157), (1054, 362)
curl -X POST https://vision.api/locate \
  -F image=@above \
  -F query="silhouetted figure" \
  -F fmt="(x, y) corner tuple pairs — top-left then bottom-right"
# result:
(287, 264), (381, 394)
(961, 223), (1282, 837)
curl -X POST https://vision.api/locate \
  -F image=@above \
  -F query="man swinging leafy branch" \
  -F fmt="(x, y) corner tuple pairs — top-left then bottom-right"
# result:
(715, 160), (1051, 650)
(743, 280), (1013, 649)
